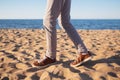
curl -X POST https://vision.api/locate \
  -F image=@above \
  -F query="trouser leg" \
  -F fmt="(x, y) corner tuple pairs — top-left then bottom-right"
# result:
(58, 0), (88, 54)
(43, 0), (63, 58)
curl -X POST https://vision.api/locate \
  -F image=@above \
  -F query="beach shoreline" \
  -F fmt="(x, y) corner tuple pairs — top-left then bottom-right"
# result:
(0, 29), (120, 80)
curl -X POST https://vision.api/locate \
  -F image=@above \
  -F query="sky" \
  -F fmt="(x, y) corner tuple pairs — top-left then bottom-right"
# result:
(0, 0), (120, 19)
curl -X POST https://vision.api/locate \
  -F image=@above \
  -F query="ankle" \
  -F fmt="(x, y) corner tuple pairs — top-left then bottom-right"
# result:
(81, 53), (88, 55)
(81, 51), (91, 55)
(44, 55), (56, 60)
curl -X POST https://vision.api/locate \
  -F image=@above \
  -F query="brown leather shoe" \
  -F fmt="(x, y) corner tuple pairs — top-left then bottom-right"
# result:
(71, 51), (93, 67)
(33, 56), (56, 67)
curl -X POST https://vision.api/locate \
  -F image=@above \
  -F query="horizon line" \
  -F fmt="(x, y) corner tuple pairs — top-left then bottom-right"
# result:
(0, 18), (120, 20)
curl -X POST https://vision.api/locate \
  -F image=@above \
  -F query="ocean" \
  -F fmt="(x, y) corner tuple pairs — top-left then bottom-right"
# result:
(0, 19), (120, 29)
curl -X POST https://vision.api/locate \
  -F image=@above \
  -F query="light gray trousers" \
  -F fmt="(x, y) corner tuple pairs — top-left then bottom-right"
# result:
(43, 0), (88, 59)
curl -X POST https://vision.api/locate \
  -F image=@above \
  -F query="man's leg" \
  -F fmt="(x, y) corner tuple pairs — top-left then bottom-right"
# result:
(43, 0), (62, 59)
(33, 0), (63, 67)
(58, 0), (88, 54)
(58, 0), (92, 67)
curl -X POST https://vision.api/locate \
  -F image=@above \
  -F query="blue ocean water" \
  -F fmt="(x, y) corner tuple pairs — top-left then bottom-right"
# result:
(0, 19), (120, 29)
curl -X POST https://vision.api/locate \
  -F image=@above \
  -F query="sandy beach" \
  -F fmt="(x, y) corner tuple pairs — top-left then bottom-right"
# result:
(0, 29), (120, 80)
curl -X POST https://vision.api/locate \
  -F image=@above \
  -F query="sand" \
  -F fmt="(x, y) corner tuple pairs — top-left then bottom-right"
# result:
(0, 29), (120, 80)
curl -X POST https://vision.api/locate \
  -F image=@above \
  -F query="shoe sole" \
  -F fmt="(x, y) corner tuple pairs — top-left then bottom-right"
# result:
(32, 62), (56, 69)
(71, 56), (93, 67)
